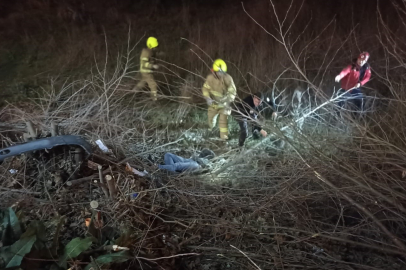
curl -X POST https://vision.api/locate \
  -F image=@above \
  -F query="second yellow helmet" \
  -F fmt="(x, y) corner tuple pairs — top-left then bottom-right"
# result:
(213, 59), (227, 72)
(147, 37), (158, 49)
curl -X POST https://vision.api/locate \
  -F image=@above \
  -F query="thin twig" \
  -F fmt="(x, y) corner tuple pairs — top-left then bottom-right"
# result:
(230, 245), (262, 270)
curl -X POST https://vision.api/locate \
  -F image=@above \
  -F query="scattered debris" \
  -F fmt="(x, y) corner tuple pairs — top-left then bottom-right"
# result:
(125, 162), (148, 176)
(112, 245), (130, 251)
(95, 139), (110, 153)
(87, 160), (101, 170)
(0, 135), (92, 162)
(90, 200), (99, 209)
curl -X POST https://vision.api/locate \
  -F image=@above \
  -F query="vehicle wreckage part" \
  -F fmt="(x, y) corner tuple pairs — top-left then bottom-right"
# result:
(0, 135), (92, 162)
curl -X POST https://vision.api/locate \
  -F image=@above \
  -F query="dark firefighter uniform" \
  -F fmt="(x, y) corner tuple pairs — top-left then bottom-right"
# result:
(233, 94), (267, 147)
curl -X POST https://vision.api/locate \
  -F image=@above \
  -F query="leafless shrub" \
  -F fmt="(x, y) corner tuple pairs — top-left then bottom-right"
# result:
(2, 1), (406, 269)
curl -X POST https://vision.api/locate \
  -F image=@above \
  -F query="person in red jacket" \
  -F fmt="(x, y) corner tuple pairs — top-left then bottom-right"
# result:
(335, 52), (371, 110)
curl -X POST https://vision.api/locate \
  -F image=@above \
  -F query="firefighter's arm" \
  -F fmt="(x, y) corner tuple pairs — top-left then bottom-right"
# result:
(140, 50), (156, 70)
(360, 68), (371, 86)
(336, 65), (351, 82)
(202, 76), (212, 105)
(225, 76), (237, 103)
(140, 57), (153, 70)
(142, 58), (158, 70)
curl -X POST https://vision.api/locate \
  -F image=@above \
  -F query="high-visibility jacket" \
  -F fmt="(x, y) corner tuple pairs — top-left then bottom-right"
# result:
(339, 62), (371, 91)
(139, 48), (155, 73)
(202, 73), (236, 107)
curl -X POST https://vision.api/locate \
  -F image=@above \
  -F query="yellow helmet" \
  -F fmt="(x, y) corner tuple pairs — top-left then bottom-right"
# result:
(213, 59), (227, 72)
(147, 37), (158, 49)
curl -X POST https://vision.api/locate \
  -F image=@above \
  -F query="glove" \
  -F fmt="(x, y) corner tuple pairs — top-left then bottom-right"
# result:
(260, 129), (268, 137)
(335, 75), (341, 82)
(223, 104), (232, 115)
(153, 64), (159, 70)
(205, 98), (213, 106)
(271, 112), (278, 121)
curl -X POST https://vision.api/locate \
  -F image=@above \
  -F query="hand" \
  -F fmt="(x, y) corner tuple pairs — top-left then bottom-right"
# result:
(205, 98), (213, 106)
(335, 75), (341, 82)
(218, 97), (227, 104)
(355, 83), (361, 88)
(260, 129), (268, 137)
(153, 64), (159, 70)
(223, 104), (232, 115)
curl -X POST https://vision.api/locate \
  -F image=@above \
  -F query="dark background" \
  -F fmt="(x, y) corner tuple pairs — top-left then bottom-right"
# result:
(0, 0), (402, 98)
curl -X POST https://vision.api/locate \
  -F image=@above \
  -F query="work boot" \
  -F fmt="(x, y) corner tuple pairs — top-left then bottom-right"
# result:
(151, 95), (157, 101)
(221, 135), (229, 141)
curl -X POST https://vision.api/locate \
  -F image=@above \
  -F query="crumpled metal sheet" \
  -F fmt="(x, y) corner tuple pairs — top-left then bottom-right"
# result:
(0, 135), (92, 162)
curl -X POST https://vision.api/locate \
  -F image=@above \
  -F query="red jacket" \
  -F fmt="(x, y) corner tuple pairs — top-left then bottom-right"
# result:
(339, 63), (371, 91)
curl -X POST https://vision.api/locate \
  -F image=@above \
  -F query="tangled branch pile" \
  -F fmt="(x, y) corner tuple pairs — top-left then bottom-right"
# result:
(1, 1), (406, 269)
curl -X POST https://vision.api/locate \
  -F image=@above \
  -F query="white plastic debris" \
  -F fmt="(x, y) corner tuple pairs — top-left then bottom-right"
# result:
(95, 139), (109, 153)
(9, 169), (18, 174)
(90, 200), (99, 209)
(112, 245), (130, 251)
(126, 163), (148, 176)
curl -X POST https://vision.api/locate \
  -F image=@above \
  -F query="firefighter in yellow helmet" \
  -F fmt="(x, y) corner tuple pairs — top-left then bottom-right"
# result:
(202, 59), (237, 140)
(134, 37), (160, 101)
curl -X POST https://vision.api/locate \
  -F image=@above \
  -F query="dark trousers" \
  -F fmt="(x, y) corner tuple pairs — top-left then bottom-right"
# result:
(237, 119), (261, 146)
(338, 88), (365, 110)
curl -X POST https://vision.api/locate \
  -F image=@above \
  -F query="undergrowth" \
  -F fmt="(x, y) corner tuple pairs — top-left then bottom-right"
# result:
(1, 0), (406, 269)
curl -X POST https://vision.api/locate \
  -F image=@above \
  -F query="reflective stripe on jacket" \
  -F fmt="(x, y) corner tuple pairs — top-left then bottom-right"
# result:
(202, 73), (236, 107)
(140, 48), (154, 73)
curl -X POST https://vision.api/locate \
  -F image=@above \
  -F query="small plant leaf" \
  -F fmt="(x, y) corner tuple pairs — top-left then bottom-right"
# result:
(3, 234), (37, 268)
(58, 237), (93, 268)
(84, 251), (132, 270)
(8, 208), (21, 239)
(1, 208), (21, 245)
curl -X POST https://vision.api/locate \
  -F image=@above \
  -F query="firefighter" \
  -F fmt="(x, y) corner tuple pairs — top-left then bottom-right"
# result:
(233, 92), (269, 147)
(202, 59), (237, 140)
(134, 37), (160, 101)
(335, 52), (371, 110)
